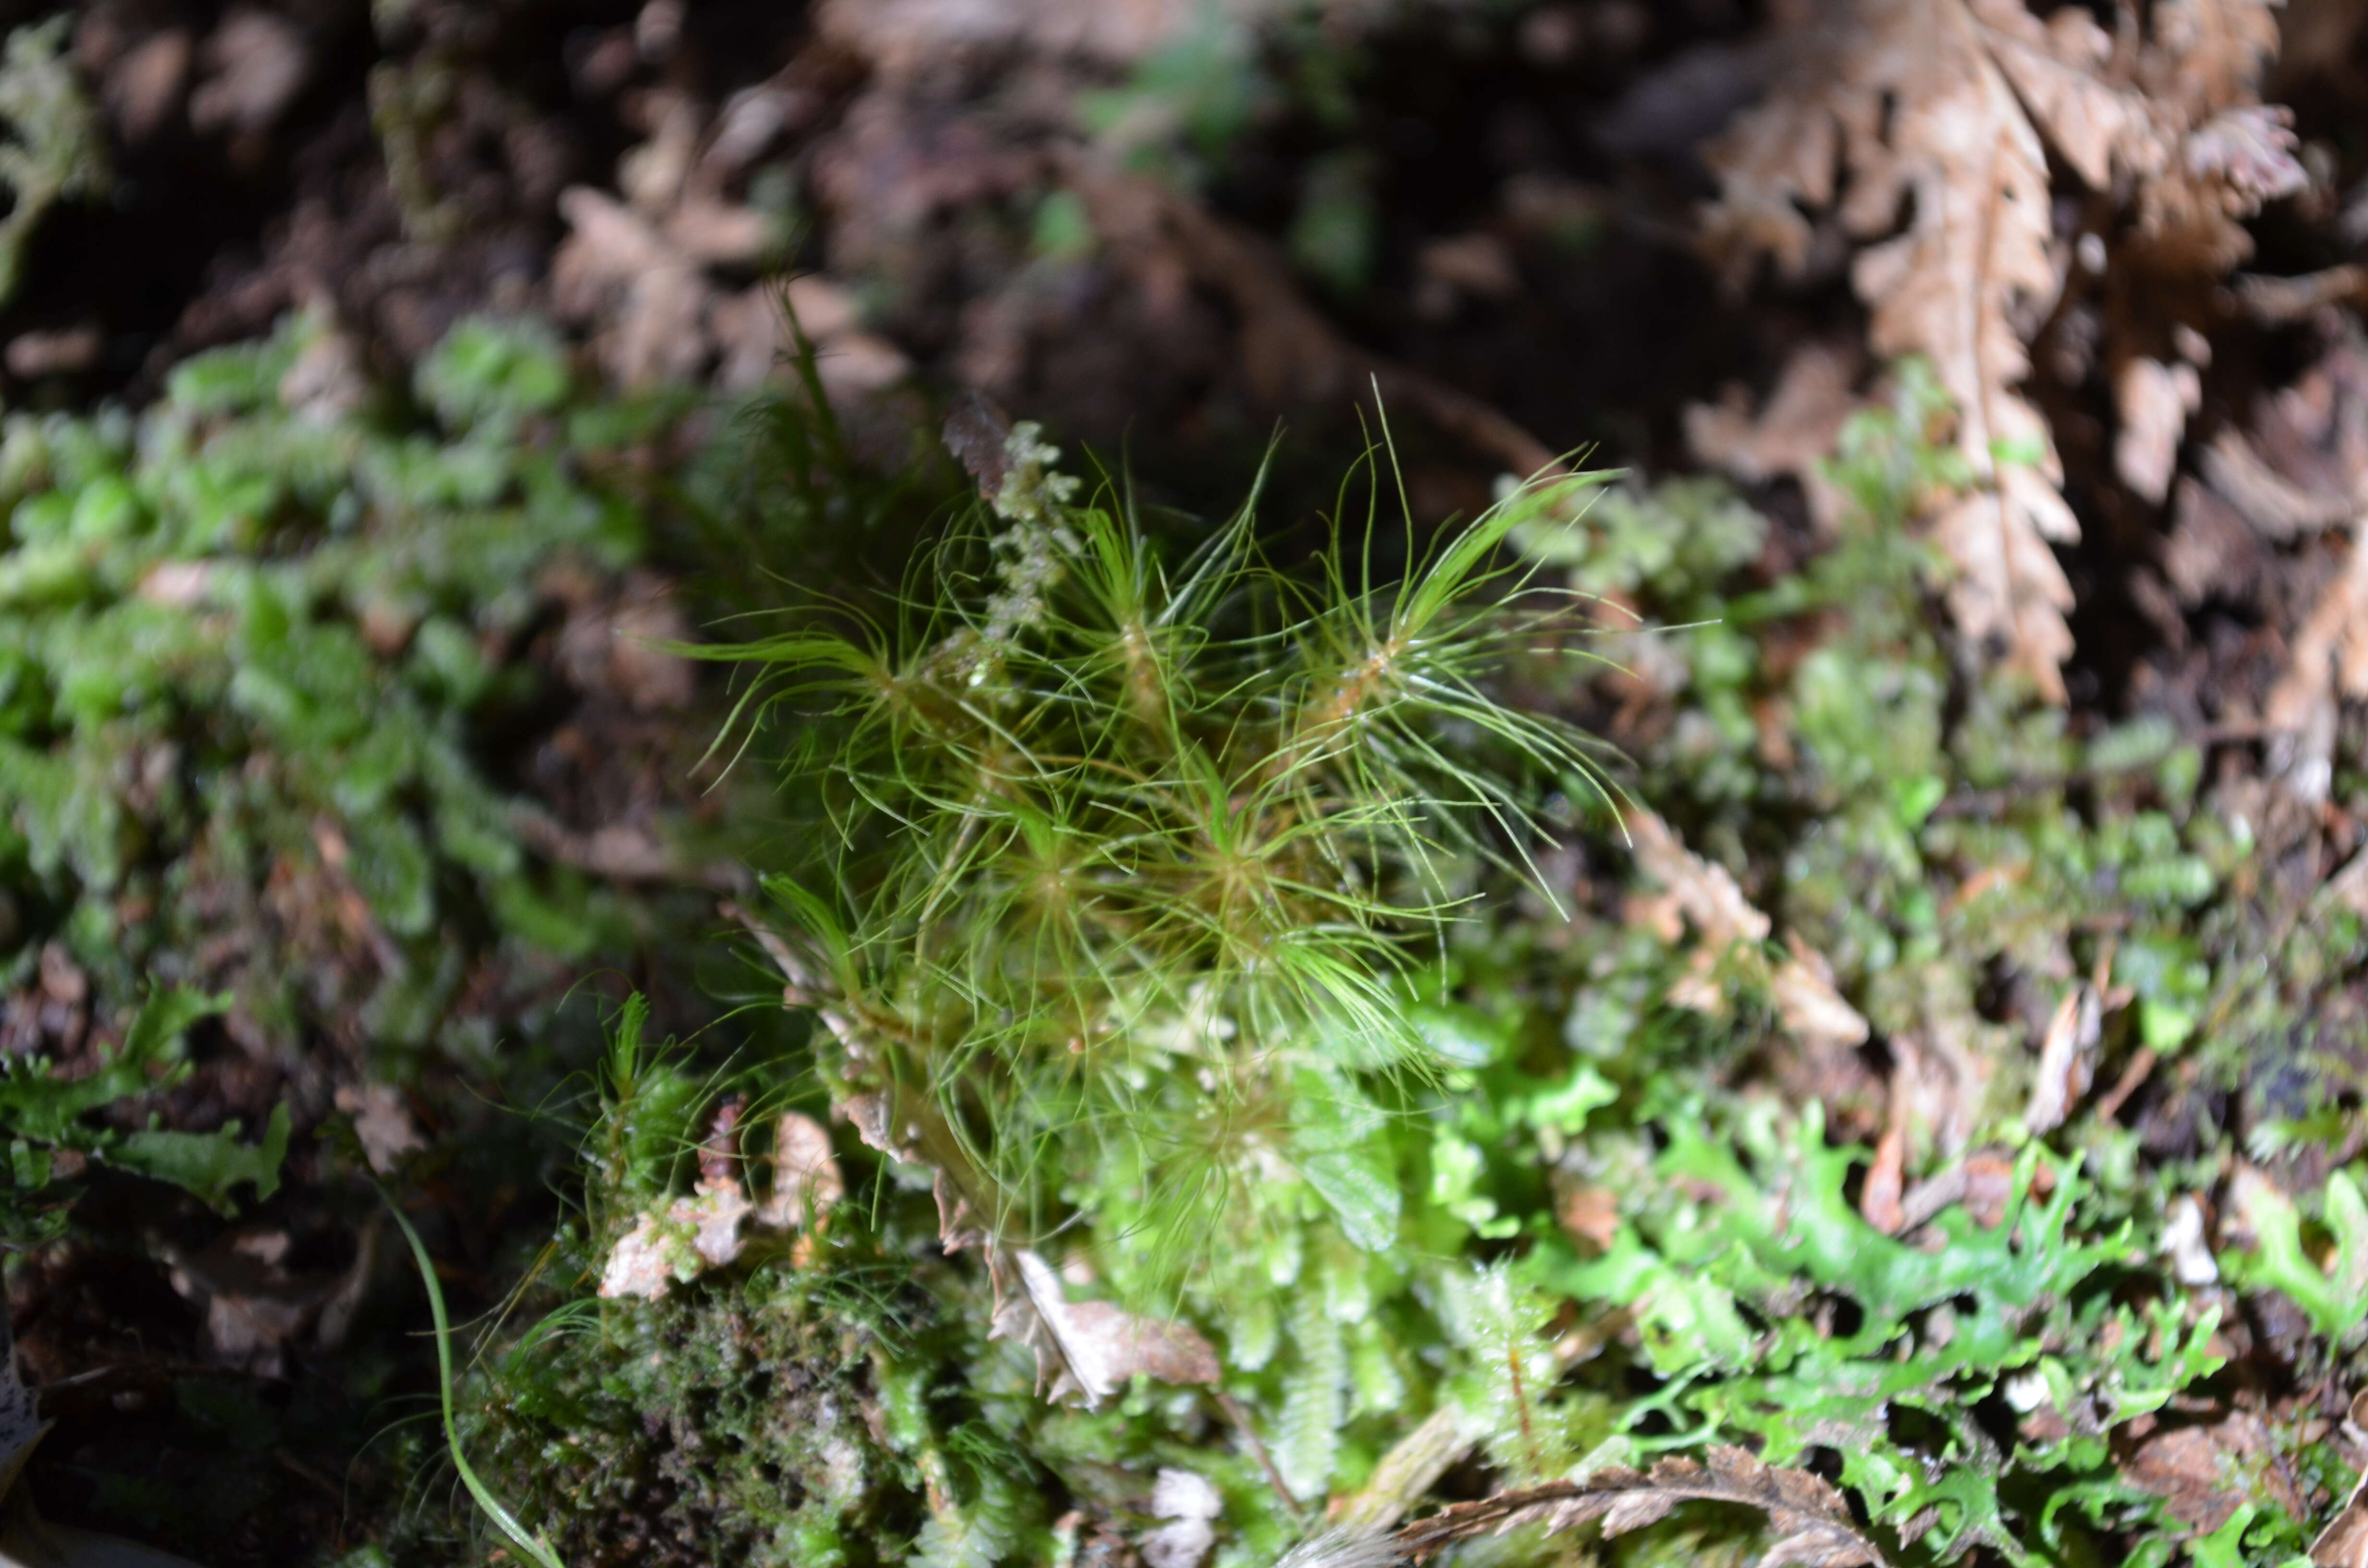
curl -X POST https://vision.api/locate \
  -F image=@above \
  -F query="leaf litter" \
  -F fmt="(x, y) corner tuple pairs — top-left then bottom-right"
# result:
(9, 1), (2368, 1565)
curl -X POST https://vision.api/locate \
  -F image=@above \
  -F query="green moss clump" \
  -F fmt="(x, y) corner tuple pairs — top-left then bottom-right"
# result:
(463, 1274), (896, 1568)
(446, 358), (2364, 1568)
(0, 306), (734, 1235)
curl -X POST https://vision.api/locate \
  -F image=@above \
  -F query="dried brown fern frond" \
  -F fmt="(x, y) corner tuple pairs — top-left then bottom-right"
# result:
(1704, 0), (2302, 702)
(1275, 1446), (1887, 1568)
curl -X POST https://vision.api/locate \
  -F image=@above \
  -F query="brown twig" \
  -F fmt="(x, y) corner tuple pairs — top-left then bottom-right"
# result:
(1388, 1446), (1887, 1568)
(1216, 1387), (1307, 1520)
(2093, 1045), (2158, 1124)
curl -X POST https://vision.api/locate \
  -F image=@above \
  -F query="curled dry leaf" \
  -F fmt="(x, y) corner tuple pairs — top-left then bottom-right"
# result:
(554, 187), (710, 388)
(2023, 983), (2101, 1135)
(189, 9), (308, 138)
(599, 1178), (753, 1301)
(2157, 327), (2368, 796)
(1626, 812), (1868, 1051)
(2195, 428), (2357, 542)
(2116, 357), (2204, 504)
(990, 1248), (1220, 1409)
(2189, 333), (2368, 542)
(1772, 931), (1873, 1052)
(599, 1111), (842, 1300)
(553, 103), (901, 393)
(1683, 342), (1862, 535)
(1704, 0), (2299, 702)
(757, 1112), (844, 1230)
(2236, 264), (2368, 324)
(1859, 1125), (1908, 1235)
(1896, 1147), (2021, 1232)
(333, 1082), (424, 1176)
(1556, 1184), (1621, 1250)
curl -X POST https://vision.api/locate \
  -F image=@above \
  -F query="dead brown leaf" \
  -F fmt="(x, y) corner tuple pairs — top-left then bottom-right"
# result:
(1773, 931), (1873, 1052)
(600, 1106), (843, 1300)
(1704, 0), (2301, 701)
(2116, 357), (2205, 504)
(554, 187), (711, 388)
(555, 105), (901, 393)
(1626, 810), (1767, 951)
(333, 1083), (425, 1176)
(2023, 983), (2101, 1135)
(756, 1112), (844, 1230)
(2264, 534), (2368, 802)
(1860, 1125), (1907, 1234)
(1626, 812), (1868, 1050)
(1898, 1147), (2021, 1232)
(103, 29), (191, 145)
(2199, 428), (2357, 542)
(1413, 232), (1519, 320)
(990, 1247), (1220, 1409)
(1684, 343), (1863, 535)
(1556, 1185), (1621, 1250)
(189, 10), (308, 138)
(598, 1178), (754, 1301)
(2237, 264), (2368, 324)
(3, 326), (99, 380)
(2125, 1413), (2305, 1532)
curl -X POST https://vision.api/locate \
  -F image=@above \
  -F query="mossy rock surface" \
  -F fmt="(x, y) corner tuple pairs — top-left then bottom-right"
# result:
(468, 1266), (927, 1568)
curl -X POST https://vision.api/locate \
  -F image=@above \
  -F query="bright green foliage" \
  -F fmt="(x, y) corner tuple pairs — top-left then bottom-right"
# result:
(656, 424), (1636, 1553)
(1539, 1102), (2224, 1563)
(0, 985), (286, 1222)
(452, 356), (2368, 1568)
(1472, 362), (2342, 1566)
(0, 309), (643, 1019)
(0, 17), (108, 310)
(723, 425), (1604, 1282)
(2222, 1166), (2368, 1342)
(0, 307), (720, 1243)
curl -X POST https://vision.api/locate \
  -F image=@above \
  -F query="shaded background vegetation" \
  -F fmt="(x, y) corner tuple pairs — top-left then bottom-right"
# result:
(0, 2), (2359, 1567)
